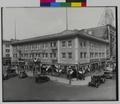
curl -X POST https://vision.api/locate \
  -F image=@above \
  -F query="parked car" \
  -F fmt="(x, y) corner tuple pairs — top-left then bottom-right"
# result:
(88, 75), (105, 88)
(97, 75), (106, 83)
(3, 67), (17, 80)
(88, 77), (100, 88)
(103, 71), (113, 79)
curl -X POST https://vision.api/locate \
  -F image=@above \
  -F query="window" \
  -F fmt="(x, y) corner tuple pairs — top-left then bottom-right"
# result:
(53, 53), (56, 58)
(42, 53), (45, 58)
(84, 52), (87, 58)
(50, 42), (53, 47)
(53, 42), (56, 47)
(62, 41), (66, 47)
(95, 53), (97, 57)
(50, 41), (56, 47)
(38, 53), (41, 57)
(68, 52), (72, 59)
(99, 53), (101, 57)
(62, 53), (66, 58)
(90, 52), (94, 58)
(80, 52), (83, 58)
(6, 49), (10, 52)
(83, 42), (86, 47)
(45, 53), (48, 58)
(50, 53), (52, 58)
(80, 41), (86, 48)
(80, 42), (83, 47)
(6, 54), (10, 57)
(68, 40), (72, 47)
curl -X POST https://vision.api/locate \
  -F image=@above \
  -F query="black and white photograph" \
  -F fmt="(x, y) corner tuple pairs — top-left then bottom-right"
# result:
(1, 7), (118, 101)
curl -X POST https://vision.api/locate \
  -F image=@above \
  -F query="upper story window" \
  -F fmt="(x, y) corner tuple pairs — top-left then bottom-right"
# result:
(53, 42), (56, 47)
(80, 52), (87, 59)
(45, 43), (48, 48)
(53, 53), (56, 58)
(42, 53), (45, 58)
(45, 53), (48, 58)
(62, 52), (66, 58)
(68, 40), (72, 48)
(80, 41), (86, 48)
(6, 54), (10, 57)
(50, 42), (53, 47)
(50, 53), (52, 58)
(83, 41), (86, 47)
(50, 41), (56, 47)
(84, 52), (87, 58)
(99, 53), (101, 57)
(80, 52), (83, 58)
(68, 52), (72, 59)
(61, 41), (66, 48)
(6, 49), (10, 53)
(90, 52), (94, 58)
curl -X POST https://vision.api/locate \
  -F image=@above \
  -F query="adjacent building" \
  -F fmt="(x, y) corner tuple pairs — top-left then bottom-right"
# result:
(11, 25), (116, 68)
(2, 40), (12, 65)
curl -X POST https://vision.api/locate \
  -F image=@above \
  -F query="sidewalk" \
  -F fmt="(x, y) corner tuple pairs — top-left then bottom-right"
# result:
(25, 70), (104, 86)
(47, 75), (91, 86)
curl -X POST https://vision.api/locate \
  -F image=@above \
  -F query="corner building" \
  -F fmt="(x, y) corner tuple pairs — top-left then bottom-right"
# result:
(12, 25), (114, 67)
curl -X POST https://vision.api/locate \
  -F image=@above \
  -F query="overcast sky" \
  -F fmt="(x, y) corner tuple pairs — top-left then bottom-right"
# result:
(3, 7), (116, 40)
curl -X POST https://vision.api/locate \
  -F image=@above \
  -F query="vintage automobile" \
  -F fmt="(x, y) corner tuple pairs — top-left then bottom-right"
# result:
(35, 75), (50, 83)
(3, 66), (17, 80)
(88, 78), (100, 88)
(103, 71), (113, 79)
(97, 75), (106, 83)
(88, 75), (105, 88)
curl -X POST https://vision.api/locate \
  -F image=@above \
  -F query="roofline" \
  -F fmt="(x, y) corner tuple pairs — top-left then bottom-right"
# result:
(11, 31), (77, 45)
(11, 29), (110, 45)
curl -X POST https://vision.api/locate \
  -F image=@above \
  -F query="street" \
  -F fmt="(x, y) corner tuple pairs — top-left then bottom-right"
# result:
(3, 76), (117, 101)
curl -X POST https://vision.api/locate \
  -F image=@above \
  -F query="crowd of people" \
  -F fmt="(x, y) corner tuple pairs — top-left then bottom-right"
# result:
(3, 58), (116, 80)
(15, 60), (95, 80)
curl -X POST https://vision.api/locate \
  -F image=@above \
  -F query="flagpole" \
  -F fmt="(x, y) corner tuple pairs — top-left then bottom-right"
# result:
(66, 7), (68, 30)
(14, 19), (16, 40)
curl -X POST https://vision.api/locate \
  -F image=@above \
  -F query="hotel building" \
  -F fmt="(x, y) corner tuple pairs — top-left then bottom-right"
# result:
(11, 25), (116, 67)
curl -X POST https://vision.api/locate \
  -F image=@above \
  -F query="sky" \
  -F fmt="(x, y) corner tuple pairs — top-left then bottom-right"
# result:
(3, 7), (116, 40)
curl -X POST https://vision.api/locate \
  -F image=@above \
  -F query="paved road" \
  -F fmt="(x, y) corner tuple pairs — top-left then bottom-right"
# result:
(3, 76), (117, 101)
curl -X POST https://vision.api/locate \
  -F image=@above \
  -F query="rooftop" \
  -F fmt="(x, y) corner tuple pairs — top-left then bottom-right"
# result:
(11, 25), (111, 45)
